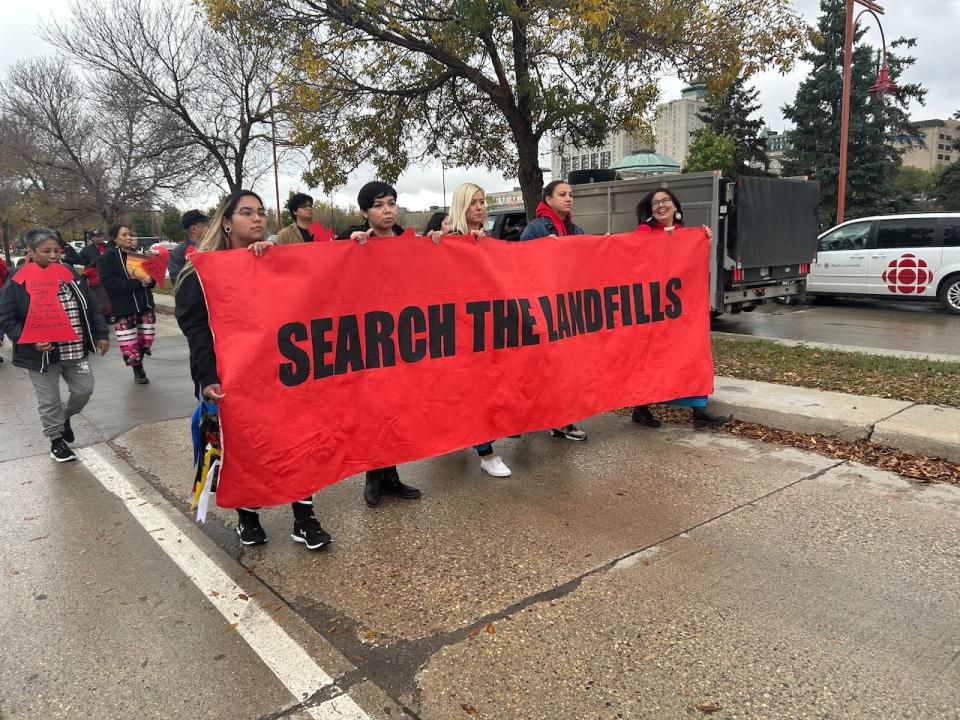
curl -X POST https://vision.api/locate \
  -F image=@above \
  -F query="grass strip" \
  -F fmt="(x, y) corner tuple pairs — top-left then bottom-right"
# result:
(712, 337), (960, 408)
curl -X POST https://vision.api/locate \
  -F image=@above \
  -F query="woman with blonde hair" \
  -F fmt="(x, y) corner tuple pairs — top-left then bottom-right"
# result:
(448, 182), (489, 238)
(175, 189), (332, 551)
(448, 182), (512, 478)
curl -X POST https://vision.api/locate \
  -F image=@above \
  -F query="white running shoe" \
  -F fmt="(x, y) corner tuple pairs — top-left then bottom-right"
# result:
(479, 455), (512, 477)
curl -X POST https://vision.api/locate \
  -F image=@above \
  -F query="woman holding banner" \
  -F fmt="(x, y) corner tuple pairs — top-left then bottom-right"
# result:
(448, 182), (513, 477)
(97, 225), (156, 384)
(174, 189), (332, 551)
(518, 180), (589, 442)
(631, 189), (727, 430)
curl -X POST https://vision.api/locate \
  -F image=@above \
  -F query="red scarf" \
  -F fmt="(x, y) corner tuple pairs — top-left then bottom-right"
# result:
(535, 201), (574, 237)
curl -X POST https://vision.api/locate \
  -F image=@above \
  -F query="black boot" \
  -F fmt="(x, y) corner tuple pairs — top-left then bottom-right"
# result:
(380, 465), (422, 500)
(631, 404), (661, 428)
(364, 469), (384, 508)
(693, 407), (727, 430)
(132, 364), (149, 384)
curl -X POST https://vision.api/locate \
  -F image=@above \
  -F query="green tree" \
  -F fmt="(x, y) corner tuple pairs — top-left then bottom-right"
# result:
(696, 76), (769, 175)
(207, 0), (808, 218)
(685, 129), (737, 174)
(937, 163), (960, 210)
(781, 0), (925, 226)
(159, 205), (184, 240)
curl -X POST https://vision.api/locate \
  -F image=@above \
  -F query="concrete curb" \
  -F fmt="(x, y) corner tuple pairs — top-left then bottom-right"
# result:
(711, 375), (959, 464)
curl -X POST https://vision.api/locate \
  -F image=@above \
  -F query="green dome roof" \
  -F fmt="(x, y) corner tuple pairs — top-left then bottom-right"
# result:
(610, 151), (680, 172)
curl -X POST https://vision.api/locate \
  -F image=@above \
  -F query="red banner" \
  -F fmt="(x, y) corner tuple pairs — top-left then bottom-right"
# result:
(191, 229), (714, 508)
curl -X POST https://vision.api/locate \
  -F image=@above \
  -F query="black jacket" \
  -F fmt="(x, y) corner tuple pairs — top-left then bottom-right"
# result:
(78, 243), (107, 268)
(0, 263), (110, 372)
(335, 223), (406, 240)
(174, 270), (218, 395)
(96, 246), (155, 317)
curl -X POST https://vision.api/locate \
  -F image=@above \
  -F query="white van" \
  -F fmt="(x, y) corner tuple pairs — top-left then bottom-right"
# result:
(807, 213), (960, 314)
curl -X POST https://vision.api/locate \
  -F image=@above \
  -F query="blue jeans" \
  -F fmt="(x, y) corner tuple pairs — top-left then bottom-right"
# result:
(474, 442), (494, 456)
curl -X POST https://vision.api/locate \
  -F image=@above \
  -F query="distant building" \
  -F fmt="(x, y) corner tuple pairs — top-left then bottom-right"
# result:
(654, 84), (706, 167)
(550, 130), (652, 181)
(759, 128), (792, 176)
(897, 118), (959, 171)
(486, 187), (525, 209)
(610, 151), (681, 178)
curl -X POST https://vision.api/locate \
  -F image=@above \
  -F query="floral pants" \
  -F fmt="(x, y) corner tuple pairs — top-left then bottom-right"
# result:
(114, 310), (156, 367)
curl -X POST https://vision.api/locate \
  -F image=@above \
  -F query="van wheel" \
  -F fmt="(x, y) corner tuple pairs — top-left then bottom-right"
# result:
(939, 276), (960, 315)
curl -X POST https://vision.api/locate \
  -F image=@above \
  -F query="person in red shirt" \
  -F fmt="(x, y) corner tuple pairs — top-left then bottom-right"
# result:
(631, 188), (727, 431)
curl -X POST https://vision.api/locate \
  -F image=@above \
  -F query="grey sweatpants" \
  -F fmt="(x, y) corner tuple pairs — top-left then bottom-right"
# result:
(28, 358), (96, 440)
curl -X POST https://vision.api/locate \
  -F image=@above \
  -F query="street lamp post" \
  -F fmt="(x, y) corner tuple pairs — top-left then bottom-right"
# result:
(837, 0), (896, 224)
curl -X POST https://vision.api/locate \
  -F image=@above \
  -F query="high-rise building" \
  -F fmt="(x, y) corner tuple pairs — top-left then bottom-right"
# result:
(550, 130), (652, 180)
(896, 118), (959, 172)
(757, 128), (792, 176)
(654, 84), (706, 166)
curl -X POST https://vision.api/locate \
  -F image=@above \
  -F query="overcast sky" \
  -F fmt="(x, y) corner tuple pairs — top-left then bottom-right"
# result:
(2, 0), (958, 211)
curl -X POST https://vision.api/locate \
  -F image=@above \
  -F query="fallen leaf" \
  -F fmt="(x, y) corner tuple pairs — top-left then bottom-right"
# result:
(468, 627), (480, 637)
(461, 704), (478, 716)
(695, 702), (722, 714)
(485, 623), (495, 634)
(210, 591), (220, 597)
(365, 630), (376, 640)
(226, 623), (238, 632)
(238, 593), (249, 601)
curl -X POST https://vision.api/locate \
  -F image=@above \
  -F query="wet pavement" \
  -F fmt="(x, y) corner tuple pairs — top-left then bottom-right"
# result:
(713, 299), (960, 356)
(2, 313), (960, 718)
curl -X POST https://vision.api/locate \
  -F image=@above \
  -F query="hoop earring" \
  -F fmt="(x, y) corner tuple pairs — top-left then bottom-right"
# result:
(224, 226), (232, 235)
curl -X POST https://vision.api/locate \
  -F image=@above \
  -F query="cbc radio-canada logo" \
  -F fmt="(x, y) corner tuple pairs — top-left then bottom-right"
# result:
(881, 253), (932, 294)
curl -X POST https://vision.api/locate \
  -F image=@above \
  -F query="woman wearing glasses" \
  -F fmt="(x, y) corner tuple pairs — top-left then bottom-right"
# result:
(175, 190), (333, 552)
(630, 188), (727, 431)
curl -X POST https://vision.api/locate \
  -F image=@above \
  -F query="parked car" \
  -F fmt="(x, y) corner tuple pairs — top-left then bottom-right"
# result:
(806, 213), (960, 314)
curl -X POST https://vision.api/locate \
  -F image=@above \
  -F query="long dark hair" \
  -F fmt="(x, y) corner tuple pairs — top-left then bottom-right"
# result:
(636, 188), (683, 228)
(423, 211), (448, 233)
(107, 224), (129, 245)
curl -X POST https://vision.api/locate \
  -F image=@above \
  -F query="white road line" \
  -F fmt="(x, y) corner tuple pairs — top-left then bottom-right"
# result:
(78, 446), (370, 720)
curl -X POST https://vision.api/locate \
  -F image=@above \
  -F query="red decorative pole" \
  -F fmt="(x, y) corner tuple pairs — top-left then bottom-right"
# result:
(837, 0), (888, 225)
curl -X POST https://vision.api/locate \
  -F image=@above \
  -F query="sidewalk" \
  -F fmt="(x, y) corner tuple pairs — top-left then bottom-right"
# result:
(151, 294), (960, 464)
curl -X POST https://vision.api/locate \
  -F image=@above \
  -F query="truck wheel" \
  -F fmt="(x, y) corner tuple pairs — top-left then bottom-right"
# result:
(938, 275), (960, 315)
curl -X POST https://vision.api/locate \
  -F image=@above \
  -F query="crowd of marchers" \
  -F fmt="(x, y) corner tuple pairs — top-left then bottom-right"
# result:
(0, 176), (726, 552)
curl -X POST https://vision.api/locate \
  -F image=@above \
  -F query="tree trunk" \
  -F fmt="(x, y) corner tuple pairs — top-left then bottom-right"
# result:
(1, 222), (12, 267)
(515, 134), (543, 220)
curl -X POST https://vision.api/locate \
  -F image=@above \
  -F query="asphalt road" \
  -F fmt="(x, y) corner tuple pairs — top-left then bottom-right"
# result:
(2, 314), (959, 719)
(712, 297), (960, 356)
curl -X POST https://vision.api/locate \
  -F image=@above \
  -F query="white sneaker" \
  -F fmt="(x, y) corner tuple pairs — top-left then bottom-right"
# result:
(479, 455), (512, 477)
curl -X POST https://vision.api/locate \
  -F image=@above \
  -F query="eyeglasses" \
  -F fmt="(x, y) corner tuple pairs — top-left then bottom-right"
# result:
(651, 198), (674, 207)
(298, 205), (313, 211)
(233, 208), (268, 218)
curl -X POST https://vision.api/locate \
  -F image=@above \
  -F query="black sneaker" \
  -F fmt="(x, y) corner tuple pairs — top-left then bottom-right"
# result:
(133, 365), (149, 385)
(291, 516), (331, 550)
(50, 438), (76, 463)
(631, 405), (661, 428)
(236, 516), (267, 546)
(550, 424), (587, 441)
(62, 418), (75, 444)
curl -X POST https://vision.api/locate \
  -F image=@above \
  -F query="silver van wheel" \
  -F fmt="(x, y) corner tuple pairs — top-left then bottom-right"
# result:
(939, 277), (960, 315)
